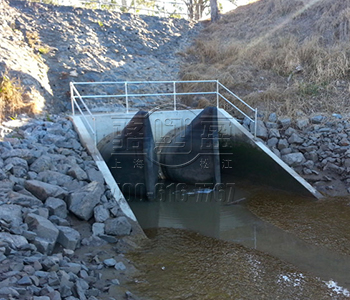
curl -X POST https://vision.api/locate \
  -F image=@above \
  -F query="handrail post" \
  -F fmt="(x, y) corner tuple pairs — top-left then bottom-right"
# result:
(254, 108), (258, 138)
(125, 82), (129, 113)
(93, 117), (97, 146)
(70, 82), (75, 115)
(173, 81), (177, 111)
(216, 80), (219, 108)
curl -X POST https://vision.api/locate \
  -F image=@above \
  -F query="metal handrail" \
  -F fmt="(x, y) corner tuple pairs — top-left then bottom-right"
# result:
(70, 82), (97, 145)
(70, 80), (258, 143)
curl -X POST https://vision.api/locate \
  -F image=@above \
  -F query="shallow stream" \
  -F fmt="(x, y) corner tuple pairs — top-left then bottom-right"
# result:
(125, 181), (350, 299)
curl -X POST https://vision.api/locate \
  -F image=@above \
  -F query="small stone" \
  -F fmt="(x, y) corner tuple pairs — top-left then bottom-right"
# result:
(251, 120), (268, 140)
(104, 217), (132, 236)
(268, 113), (277, 122)
(267, 138), (278, 148)
(114, 262), (126, 271)
(268, 128), (280, 138)
(277, 139), (289, 150)
(17, 275), (32, 286)
(282, 152), (306, 167)
(278, 117), (291, 128)
(296, 118), (309, 129)
(92, 223), (105, 236)
(56, 226), (81, 250)
(67, 165), (88, 181)
(103, 258), (116, 267)
(310, 115), (325, 124)
(94, 205), (110, 222)
(288, 133), (304, 144)
(45, 197), (67, 219)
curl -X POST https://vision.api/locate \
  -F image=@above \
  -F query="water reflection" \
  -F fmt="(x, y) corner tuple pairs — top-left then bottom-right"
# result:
(129, 183), (350, 289)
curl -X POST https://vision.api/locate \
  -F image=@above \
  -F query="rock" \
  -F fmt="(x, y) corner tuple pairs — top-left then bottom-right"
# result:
(296, 118), (309, 129)
(36, 170), (73, 186)
(277, 139), (289, 150)
(288, 133), (304, 144)
(0, 287), (19, 297)
(278, 117), (291, 128)
(67, 165), (88, 181)
(104, 216), (132, 236)
(68, 181), (104, 221)
(86, 168), (104, 184)
(103, 258), (116, 267)
(30, 155), (55, 173)
(251, 120), (268, 140)
(49, 215), (70, 226)
(92, 223), (105, 236)
(115, 261), (126, 271)
(285, 128), (296, 137)
(75, 278), (89, 300)
(324, 162), (345, 175)
(6, 191), (38, 207)
(81, 236), (108, 247)
(56, 226), (81, 250)
(61, 262), (81, 274)
(268, 113), (277, 122)
(268, 128), (280, 138)
(339, 138), (350, 146)
(267, 137), (278, 148)
(311, 115), (325, 124)
(0, 232), (28, 249)
(24, 180), (68, 201)
(25, 213), (59, 254)
(282, 152), (306, 167)
(94, 205), (110, 222)
(17, 275), (32, 286)
(0, 204), (22, 229)
(45, 197), (67, 219)
(271, 148), (281, 158)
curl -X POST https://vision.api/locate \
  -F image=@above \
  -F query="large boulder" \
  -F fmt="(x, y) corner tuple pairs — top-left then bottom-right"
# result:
(25, 213), (59, 254)
(68, 181), (104, 221)
(24, 180), (68, 201)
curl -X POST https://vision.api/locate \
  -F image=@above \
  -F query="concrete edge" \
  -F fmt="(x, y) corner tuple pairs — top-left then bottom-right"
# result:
(69, 115), (138, 221)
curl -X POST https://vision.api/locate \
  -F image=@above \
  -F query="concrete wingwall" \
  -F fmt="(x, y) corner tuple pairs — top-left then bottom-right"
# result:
(216, 109), (322, 199)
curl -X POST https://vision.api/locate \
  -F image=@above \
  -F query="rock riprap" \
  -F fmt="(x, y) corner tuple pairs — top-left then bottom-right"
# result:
(0, 116), (136, 299)
(244, 113), (350, 197)
(0, 0), (201, 113)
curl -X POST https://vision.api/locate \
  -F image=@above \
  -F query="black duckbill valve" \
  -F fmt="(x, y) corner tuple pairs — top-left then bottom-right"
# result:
(160, 106), (221, 185)
(98, 110), (158, 200)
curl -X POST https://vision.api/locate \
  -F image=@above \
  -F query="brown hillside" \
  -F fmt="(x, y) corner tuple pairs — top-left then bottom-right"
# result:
(181, 0), (350, 118)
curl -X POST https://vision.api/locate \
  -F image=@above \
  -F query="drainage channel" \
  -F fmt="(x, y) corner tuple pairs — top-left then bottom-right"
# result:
(69, 80), (348, 295)
(70, 105), (350, 290)
(127, 181), (350, 290)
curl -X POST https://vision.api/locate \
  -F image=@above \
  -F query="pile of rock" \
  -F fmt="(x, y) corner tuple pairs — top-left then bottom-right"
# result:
(248, 113), (350, 196)
(0, 115), (136, 299)
(1, 0), (201, 113)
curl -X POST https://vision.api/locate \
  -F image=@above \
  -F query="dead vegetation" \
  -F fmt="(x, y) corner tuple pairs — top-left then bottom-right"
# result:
(181, 0), (350, 118)
(0, 70), (41, 121)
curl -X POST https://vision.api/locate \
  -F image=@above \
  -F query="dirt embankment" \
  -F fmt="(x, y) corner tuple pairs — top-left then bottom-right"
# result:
(182, 0), (350, 117)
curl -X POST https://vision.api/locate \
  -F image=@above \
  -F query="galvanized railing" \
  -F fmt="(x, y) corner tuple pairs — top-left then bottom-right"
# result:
(70, 80), (258, 143)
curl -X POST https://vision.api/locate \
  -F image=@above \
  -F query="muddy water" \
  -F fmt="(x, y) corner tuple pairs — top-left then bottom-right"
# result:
(125, 182), (350, 299)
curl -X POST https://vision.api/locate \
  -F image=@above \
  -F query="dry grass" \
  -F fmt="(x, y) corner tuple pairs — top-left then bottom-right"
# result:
(181, 0), (350, 117)
(0, 71), (40, 121)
